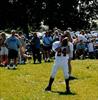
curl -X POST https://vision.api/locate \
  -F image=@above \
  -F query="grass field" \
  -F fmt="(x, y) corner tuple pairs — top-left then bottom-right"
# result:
(0, 59), (98, 100)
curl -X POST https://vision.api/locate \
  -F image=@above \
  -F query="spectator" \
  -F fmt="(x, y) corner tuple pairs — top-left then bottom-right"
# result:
(18, 31), (26, 64)
(42, 31), (53, 62)
(53, 30), (60, 42)
(0, 32), (8, 66)
(5, 30), (22, 69)
(31, 32), (41, 64)
(0, 33), (3, 65)
(76, 40), (86, 59)
(77, 30), (87, 42)
(87, 39), (95, 59)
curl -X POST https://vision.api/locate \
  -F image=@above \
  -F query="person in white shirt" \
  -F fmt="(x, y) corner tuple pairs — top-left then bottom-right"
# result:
(67, 27), (76, 40)
(77, 30), (87, 42)
(45, 36), (71, 93)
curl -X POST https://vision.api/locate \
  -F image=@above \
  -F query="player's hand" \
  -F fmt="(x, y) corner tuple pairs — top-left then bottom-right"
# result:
(57, 48), (62, 56)
(62, 48), (66, 56)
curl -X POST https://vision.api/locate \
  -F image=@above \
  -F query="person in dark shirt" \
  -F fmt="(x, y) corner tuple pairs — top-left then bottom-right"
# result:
(31, 32), (41, 64)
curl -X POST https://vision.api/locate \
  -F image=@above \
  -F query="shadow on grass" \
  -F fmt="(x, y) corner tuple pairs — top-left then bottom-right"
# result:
(51, 90), (76, 95)
(69, 76), (78, 81)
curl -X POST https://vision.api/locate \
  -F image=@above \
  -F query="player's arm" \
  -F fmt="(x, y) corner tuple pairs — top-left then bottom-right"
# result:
(55, 47), (61, 52)
(52, 41), (61, 52)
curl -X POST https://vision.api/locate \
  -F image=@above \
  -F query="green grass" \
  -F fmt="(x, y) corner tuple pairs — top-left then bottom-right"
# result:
(0, 59), (98, 100)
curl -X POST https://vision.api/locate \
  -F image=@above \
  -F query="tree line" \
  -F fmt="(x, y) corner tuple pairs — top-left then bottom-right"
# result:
(0, 0), (98, 34)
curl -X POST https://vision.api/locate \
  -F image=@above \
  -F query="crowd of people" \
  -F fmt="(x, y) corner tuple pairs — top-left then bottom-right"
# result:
(0, 28), (98, 69)
(0, 27), (98, 93)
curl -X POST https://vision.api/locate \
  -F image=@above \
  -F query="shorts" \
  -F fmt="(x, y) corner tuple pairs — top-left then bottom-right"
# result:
(0, 47), (8, 56)
(8, 49), (18, 59)
(43, 45), (52, 51)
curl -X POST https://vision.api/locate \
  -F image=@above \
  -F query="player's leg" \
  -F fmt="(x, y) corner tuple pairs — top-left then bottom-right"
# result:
(45, 62), (59, 91)
(68, 59), (71, 76)
(62, 63), (71, 93)
(45, 77), (54, 91)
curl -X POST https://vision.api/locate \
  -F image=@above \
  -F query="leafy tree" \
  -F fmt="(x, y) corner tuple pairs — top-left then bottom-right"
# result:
(0, 0), (97, 33)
